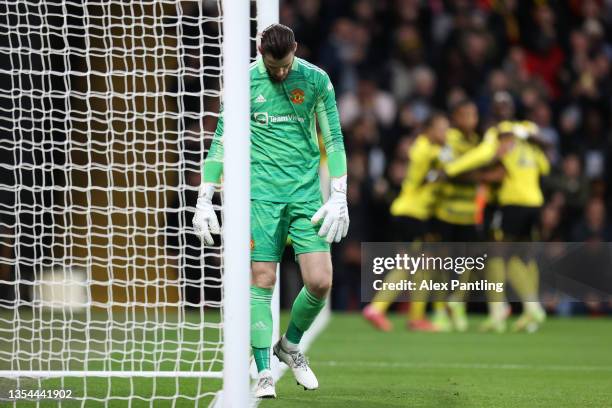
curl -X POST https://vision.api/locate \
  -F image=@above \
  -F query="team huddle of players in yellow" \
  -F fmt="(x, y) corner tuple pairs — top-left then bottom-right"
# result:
(363, 95), (550, 333)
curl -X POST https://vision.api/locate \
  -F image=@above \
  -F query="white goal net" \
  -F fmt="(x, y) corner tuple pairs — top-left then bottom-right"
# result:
(0, 0), (255, 405)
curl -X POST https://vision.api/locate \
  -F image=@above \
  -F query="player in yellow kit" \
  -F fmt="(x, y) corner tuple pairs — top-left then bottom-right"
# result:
(431, 100), (482, 332)
(362, 112), (449, 332)
(441, 120), (550, 332)
(496, 122), (550, 332)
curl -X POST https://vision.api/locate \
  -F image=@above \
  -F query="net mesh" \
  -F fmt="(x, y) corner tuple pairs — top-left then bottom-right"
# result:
(0, 0), (256, 405)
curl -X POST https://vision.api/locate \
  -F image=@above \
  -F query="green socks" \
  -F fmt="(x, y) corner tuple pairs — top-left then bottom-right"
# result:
(253, 347), (270, 372)
(285, 287), (326, 345)
(251, 286), (325, 371)
(250, 286), (273, 372)
(286, 321), (303, 345)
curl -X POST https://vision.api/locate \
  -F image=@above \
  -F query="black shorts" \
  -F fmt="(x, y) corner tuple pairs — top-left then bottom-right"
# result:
(430, 218), (480, 242)
(391, 216), (427, 242)
(482, 204), (499, 241)
(500, 205), (540, 242)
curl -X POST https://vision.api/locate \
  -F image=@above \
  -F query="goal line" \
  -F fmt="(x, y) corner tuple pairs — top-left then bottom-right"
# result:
(0, 370), (223, 379)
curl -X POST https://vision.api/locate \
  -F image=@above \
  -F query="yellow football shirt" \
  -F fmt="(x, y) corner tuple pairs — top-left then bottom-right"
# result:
(390, 135), (441, 220)
(435, 128), (481, 225)
(443, 125), (500, 178)
(498, 139), (550, 207)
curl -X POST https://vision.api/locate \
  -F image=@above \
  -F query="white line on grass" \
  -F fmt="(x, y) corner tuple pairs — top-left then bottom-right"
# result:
(315, 360), (612, 372)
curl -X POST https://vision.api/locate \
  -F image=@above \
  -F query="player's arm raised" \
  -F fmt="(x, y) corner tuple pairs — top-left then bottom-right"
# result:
(193, 110), (223, 245)
(443, 126), (500, 178)
(311, 72), (349, 244)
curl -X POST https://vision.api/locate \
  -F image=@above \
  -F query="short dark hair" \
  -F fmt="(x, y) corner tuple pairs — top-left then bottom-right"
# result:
(260, 24), (295, 59)
(424, 110), (447, 129)
(450, 98), (475, 115)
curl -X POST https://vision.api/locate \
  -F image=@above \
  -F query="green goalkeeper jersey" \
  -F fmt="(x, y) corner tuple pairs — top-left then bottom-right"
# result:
(202, 57), (346, 203)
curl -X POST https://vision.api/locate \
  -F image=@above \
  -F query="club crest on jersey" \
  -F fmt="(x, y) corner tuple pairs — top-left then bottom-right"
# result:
(289, 88), (305, 104)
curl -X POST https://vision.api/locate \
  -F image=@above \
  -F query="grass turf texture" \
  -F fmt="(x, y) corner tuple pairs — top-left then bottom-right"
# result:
(263, 314), (612, 408)
(0, 312), (611, 407)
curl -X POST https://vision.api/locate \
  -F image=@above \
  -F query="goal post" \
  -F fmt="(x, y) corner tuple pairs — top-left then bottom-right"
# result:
(219, 0), (251, 406)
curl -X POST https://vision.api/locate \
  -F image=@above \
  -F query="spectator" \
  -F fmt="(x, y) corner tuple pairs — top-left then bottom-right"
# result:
(389, 25), (428, 101)
(318, 18), (372, 93)
(523, 3), (564, 99)
(545, 153), (590, 224)
(538, 204), (565, 242)
(528, 100), (560, 164)
(581, 109), (607, 179)
(571, 197), (612, 242)
(292, 0), (323, 60)
(338, 77), (397, 129)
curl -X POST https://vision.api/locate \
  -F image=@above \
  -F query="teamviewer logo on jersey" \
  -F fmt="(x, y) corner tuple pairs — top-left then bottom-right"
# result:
(253, 112), (268, 126)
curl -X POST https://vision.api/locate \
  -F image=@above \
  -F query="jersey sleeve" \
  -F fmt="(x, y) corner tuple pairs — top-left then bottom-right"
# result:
(444, 128), (499, 177)
(201, 109), (224, 183)
(404, 138), (433, 189)
(315, 71), (346, 177)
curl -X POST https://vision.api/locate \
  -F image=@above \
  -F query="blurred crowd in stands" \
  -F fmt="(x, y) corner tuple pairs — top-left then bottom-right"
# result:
(272, 0), (612, 310)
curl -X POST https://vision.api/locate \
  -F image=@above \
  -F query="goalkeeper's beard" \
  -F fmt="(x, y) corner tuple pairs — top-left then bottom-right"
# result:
(268, 71), (288, 83)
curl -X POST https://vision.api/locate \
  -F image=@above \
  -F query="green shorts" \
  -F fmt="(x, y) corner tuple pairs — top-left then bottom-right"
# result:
(251, 199), (330, 262)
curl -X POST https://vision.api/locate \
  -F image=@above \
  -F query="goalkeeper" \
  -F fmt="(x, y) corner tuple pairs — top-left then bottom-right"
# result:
(192, 24), (348, 399)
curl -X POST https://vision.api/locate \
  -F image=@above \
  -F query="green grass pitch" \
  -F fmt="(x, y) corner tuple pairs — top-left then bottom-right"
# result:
(0, 312), (611, 407)
(263, 313), (612, 408)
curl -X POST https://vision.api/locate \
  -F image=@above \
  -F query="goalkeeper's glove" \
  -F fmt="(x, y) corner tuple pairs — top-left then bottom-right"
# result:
(311, 175), (349, 243)
(192, 183), (220, 245)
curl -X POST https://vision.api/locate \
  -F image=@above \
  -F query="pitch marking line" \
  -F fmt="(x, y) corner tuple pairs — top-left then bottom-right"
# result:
(315, 360), (612, 372)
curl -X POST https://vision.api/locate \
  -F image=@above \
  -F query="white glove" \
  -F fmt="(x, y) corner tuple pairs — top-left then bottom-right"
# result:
(513, 123), (529, 140)
(192, 183), (220, 245)
(311, 175), (349, 243)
